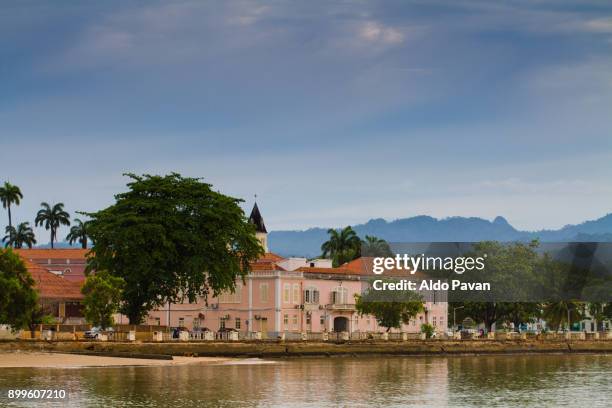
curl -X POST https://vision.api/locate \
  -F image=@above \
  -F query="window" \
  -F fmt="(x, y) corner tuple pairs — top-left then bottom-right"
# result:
(283, 284), (291, 303)
(178, 318), (185, 328)
(219, 283), (242, 303)
(193, 318), (201, 329)
(154, 317), (161, 326)
(260, 283), (269, 303)
(439, 317), (444, 329)
(235, 318), (241, 330)
(284, 314), (289, 325)
(320, 315), (325, 326)
(433, 317), (437, 327)
(306, 314), (311, 325)
(220, 318), (226, 329)
(293, 284), (300, 304)
(331, 287), (348, 304)
(304, 287), (320, 304)
(292, 315), (298, 325)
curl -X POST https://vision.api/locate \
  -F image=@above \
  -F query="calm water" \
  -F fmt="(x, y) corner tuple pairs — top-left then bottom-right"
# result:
(1, 354), (611, 407)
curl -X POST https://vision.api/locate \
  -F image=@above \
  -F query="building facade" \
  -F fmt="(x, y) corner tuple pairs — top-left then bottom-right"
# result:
(145, 205), (448, 335)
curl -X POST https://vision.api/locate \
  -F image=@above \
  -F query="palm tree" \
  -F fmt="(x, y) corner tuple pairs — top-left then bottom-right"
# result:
(66, 218), (89, 249)
(3, 222), (37, 249)
(587, 303), (608, 332)
(361, 235), (393, 257)
(35, 202), (70, 249)
(321, 226), (361, 267)
(542, 301), (583, 331)
(0, 182), (23, 247)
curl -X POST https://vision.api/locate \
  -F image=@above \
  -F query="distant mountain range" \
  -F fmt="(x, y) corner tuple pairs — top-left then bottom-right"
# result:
(268, 213), (612, 258)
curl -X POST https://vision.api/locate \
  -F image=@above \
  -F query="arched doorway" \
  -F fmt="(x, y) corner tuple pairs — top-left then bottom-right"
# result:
(333, 316), (349, 332)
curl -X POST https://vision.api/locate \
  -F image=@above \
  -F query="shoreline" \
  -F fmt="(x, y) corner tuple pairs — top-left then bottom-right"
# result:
(0, 351), (231, 368)
(1, 339), (611, 358)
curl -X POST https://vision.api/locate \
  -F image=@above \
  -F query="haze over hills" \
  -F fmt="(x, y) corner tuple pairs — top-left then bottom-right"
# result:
(268, 213), (612, 258)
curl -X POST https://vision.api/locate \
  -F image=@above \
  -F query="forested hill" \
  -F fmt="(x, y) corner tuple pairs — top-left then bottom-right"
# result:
(268, 213), (612, 258)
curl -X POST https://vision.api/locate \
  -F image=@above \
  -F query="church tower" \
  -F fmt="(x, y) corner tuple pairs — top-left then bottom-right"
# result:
(249, 202), (268, 252)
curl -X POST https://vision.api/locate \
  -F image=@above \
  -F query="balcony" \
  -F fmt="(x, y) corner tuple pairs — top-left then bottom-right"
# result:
(325, 303), (356, 311)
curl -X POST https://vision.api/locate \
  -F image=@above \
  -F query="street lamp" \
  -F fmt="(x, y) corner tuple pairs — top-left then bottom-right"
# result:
(453, 306), (464, 332)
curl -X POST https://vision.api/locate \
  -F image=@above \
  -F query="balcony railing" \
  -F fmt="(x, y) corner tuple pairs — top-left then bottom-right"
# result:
(325, 303), (356, 311)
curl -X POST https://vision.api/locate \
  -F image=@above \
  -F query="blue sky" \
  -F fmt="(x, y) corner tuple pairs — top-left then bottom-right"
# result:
(2, 0), (612, 242)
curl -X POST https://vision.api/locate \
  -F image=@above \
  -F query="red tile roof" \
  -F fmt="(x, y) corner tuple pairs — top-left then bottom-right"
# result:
(22, 259), (84, 301)
(341, 257), (428, 278)
(259, 252), (285, 262)
(15, 248), (90, 260)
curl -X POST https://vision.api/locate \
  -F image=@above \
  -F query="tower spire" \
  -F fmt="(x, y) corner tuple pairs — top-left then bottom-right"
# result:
(249, 200), (268, 252)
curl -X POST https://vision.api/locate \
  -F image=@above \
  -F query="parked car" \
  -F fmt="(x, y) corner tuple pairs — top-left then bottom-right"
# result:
(84, 327), (114, 339)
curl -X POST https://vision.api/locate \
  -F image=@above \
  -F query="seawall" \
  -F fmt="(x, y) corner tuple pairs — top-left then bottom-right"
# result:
(1, 340), (611, 357)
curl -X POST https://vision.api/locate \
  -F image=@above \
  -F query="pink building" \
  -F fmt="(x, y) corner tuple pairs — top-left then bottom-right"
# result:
(145, 254), (447, 336)
(145, 205), (448, 336)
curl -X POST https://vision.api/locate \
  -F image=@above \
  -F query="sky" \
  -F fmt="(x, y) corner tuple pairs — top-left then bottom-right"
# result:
(2, 0), (612, 243)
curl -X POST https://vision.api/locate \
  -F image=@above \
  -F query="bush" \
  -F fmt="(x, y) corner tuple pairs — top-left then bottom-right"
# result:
(421, 323), (435, 339)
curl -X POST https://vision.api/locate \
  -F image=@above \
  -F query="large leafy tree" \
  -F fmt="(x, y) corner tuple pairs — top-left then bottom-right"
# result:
(66, 218), (89, 249)
(321, 226), (361, 267)
(355, 283), (424, 332)
(3, 222), (37, 249)
(451, 241), (542, 332)
(85, 173), (264, 324)
(0, 182), (23, 247)
(81, 270), (125, 328)
(0, 248), (38, 330)
(35, 202), (71, 249)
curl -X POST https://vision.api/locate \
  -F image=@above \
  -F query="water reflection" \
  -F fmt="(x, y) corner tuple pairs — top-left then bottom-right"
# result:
(1, 355), (610, 407)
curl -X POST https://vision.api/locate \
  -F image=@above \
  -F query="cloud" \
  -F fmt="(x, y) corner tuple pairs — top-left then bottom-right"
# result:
(583, 17), (612, 33)
(358, 21), (405, 45)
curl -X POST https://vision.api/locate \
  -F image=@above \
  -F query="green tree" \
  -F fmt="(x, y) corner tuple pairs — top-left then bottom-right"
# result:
(0, 248), (38, 330)
(0, 182), (23, 247)
(361, 235), (393, 257)
(81, 270), (125, 328)
(459, 302), (501, 333)
(603, 303), (612, 320)
(321, 226), (361, 267)
(84, 173), (264, 324)
(502, 302), (542, 332)
(3, 222), (37, 249)
(453, 241), (542, 332)
(35, 202), (70, 249)
(355, 283), (424, 332)
(66, 218), (89, 249)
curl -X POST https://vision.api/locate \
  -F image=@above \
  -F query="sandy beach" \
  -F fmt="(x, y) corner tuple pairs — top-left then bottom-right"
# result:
(0, 351), (230, 368)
